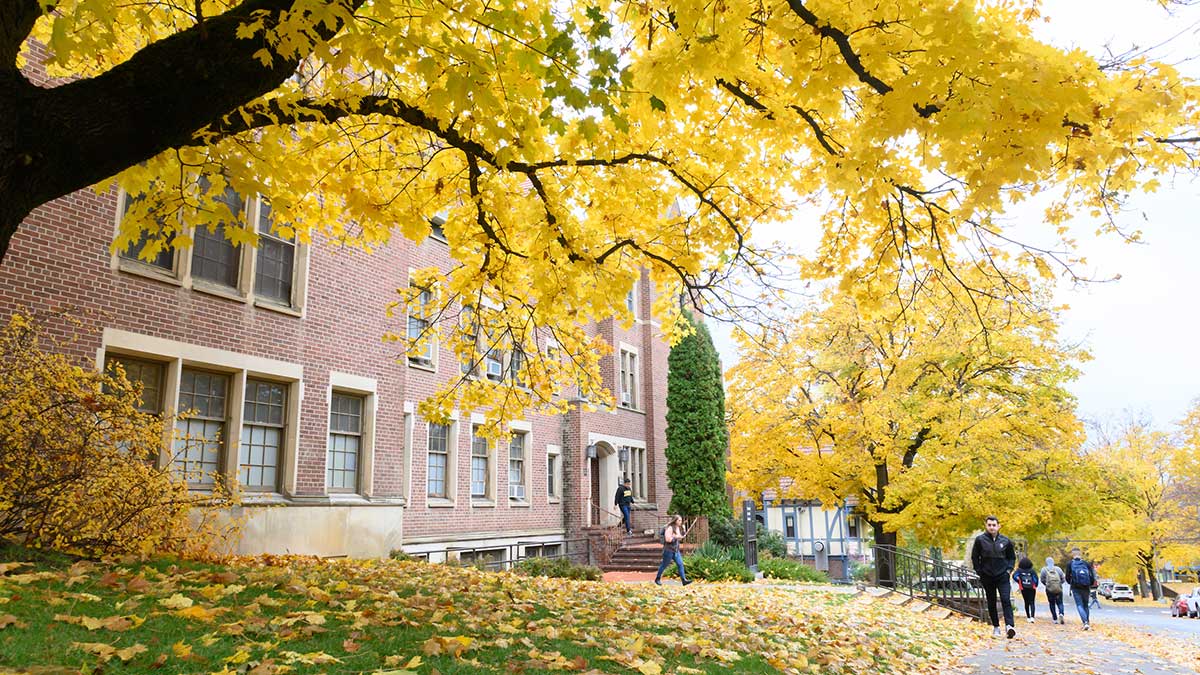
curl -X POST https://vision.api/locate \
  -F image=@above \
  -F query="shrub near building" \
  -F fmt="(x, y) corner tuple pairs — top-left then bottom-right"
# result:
(0, 312), (236, 557)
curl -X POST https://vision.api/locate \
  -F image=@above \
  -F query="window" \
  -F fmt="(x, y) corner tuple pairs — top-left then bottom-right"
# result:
(253, 200), (296, 305)
(173, 369), (229, 486)
(508, 432), (527, 501)
(508, 348), (526, 385)
(429, 216), (447, 242)
(327, 393), (363, 492)
(407, 285), (435, 367)
(525, 543), (562, 558)
(460, 306), (478, 376)
(458, 548), (505, 568)
(619, 349), (639, 408)
(117, 193), (175, 271)
(625, 280), (638, 319)
(547, 447), (561, 500)
(470, 426), (491, 499)
(620, 446), (647, 500)
(785, 514), (797, 539)
(427, 423), (450, 499)
(848, 516), (859, 539)
(191, 186), (244, 288)
(114, 186), (307, 311)
(484, 346), (503, 382)
(104, 355), (164, 414)
(239, 379), (286, 491)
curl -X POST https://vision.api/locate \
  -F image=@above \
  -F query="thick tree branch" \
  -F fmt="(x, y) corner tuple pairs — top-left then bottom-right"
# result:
(0, 0), (42, 69)
(785, 0), (893, 95)
(0, 0), (364, 261)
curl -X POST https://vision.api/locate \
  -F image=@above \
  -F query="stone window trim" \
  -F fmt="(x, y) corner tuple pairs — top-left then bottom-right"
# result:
(110, 187), (310, 316)
(546, 443), (562, 503)
(97, 329), (303, 497)
(506, 420), (532, 506)
(405, 271), (438, 372)
(469, 413), (505, 507)
(426, 418), (458, 504)
(617, 341), (641, 411)
(325, 373), (378, 498)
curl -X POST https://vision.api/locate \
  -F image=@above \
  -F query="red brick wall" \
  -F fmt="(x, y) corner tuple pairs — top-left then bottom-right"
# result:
(0, 184), (674, 552)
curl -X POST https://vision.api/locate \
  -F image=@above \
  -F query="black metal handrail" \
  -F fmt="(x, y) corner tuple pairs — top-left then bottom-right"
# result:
(874, 544), (985, 621)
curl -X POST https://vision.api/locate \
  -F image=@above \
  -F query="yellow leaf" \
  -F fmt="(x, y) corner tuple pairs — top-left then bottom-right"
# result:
(172, 641), (193, 658)
(636, 660), (663, 675)
(116, 643), (147, 662)
(176, 605), (221, 622)
(158, 593), (193, 609)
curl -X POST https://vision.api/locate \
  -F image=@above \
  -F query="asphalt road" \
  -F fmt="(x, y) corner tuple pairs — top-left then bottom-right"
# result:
(1013, 596), (1200, 639)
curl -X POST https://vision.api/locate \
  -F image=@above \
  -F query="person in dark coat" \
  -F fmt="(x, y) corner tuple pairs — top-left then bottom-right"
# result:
(614, 479), (634, 534)
(1064, 547), (1098, 630)
(971, 515), (1017, 638)
(1012, 557), (1039, 622)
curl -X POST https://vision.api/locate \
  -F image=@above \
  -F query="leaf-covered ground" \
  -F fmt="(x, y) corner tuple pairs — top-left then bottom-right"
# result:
(0, 547), (975, 675)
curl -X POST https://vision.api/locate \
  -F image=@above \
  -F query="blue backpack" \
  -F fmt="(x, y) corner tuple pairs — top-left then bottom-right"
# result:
(1069, 559), (1094, 588)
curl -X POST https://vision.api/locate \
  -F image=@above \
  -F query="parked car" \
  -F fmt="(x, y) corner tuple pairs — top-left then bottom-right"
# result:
(1110, 584), (1135, 602)
(1172, 594), (1190, 617)
(1186, 587), (1200, 618)
(1098, 580), (1116, 598)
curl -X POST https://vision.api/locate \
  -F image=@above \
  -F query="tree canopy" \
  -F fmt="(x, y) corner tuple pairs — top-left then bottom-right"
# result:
(726, 267), (1098, 549)
(4, 0), (1198, 423)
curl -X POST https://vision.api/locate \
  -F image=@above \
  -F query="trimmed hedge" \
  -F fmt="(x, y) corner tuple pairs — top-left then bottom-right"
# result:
(664, 555), (755, 583)
(513, 556), (603, 581)
(759, 557), (830, 583)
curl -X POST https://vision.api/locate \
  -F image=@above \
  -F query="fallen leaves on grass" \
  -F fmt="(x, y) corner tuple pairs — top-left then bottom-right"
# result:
(0, 553), (975, 674)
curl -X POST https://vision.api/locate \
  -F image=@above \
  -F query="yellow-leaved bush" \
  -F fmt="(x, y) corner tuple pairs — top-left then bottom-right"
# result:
(0, 311), (238, 557)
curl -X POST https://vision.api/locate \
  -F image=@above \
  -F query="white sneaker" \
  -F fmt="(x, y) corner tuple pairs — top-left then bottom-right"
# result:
(1060, 617), (1065, 625)
(1027, 617), (1034, 623)
(993, 626), (1002, 637)
(1006, 626), (1016, 639)
(1083, 623), (1091, 631)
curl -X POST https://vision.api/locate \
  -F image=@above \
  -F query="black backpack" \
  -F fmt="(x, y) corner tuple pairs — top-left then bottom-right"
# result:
(1015, 569), (1037, 590)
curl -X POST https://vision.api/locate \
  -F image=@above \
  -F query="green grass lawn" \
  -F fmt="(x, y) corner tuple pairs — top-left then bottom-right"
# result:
(0, 545), (972, 674)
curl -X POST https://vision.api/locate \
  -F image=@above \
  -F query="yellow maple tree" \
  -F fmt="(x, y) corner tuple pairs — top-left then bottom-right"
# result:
(728, 266), (1098, 562)
(2, 0), (1197, 422)
(1073, 413), (1200, 595)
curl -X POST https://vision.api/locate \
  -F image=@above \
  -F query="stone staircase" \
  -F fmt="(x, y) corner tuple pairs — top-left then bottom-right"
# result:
(599, 533), (696, 572)
(856, 586), (972, 621)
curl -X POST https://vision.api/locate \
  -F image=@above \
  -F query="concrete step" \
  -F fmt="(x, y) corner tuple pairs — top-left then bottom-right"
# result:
(600, 563), (662, 572)
(907, 600), (932, 613)
(925, 608), (954, 620)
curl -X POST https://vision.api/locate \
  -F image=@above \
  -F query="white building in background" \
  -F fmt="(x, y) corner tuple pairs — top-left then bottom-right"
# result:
(754, 488), (872, 581)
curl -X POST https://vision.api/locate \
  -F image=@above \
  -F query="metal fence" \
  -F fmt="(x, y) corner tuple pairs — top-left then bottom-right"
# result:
(874, 544), (985, 621)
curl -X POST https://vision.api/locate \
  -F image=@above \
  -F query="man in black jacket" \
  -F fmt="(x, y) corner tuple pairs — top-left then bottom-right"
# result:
(614, 479), (634, 534)
(971, 515), (1017, 638)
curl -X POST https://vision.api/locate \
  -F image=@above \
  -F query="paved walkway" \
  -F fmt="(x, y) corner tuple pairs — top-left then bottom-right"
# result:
(949, 618), (1193, 675)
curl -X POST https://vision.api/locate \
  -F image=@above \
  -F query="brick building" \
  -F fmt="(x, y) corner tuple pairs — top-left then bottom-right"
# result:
(0, 179), (676, 559)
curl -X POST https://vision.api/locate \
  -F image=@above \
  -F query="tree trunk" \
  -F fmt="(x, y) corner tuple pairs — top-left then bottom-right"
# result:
(873, 521), (897, 588)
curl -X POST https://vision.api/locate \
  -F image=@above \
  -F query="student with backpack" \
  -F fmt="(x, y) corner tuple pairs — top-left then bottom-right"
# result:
(1012, 557), (1039, 622)
(654, 515), (692, 586)
(1040, 556), (1066, 624)
(1064, 547), (1098, 630)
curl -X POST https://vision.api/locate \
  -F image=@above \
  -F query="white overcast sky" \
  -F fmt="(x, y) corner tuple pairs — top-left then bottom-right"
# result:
(710, 0), (1200, 431)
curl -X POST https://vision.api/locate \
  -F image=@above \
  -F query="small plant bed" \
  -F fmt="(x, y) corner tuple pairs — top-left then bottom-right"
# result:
(0, 544), (973, 674)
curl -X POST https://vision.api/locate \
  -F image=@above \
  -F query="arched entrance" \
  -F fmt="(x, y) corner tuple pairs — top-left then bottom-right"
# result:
(588, 441), (620, 527)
